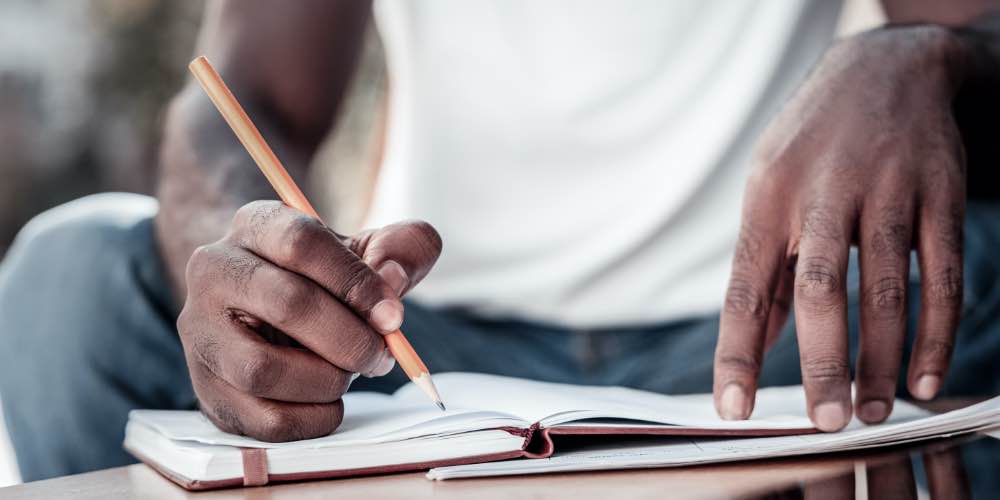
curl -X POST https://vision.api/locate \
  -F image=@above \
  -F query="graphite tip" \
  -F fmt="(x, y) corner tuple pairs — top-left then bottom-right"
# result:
(436, 401), (447, 412)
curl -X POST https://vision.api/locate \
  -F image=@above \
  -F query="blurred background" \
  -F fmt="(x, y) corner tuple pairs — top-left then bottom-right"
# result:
(0, 0), (389, 263)
(0, 0), (883, 487)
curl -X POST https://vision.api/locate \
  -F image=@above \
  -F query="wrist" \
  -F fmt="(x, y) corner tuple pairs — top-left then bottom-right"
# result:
(874, 24), (969, 99)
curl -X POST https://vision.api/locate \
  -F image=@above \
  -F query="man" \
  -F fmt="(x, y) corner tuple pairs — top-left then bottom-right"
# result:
(2, 0), (1000, 481)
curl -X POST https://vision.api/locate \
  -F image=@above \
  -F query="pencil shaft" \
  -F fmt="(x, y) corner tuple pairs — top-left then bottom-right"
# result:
(188, 57), (319, 219)
(188, 55), (440, 405)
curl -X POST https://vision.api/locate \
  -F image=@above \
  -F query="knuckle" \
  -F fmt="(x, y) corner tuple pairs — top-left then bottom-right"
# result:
(924, 267), (963, 308)
(279, 215), (325, 262)
(266, 274), (316, 326)
(328, 372), (353, 398)
(221, 251), (264, 294)
(862, 275), (907, 319)
(716, 353), (762, 378)
(330, 400), (345, 430)
(235, 200), (274, 219)
(919, 338), (954, 365)
(185, 244), (220, 286)
(801, 204), (844, 241)
(724, 277), (770, 321)
(338, 324), (383, 371)
(802, 356), (851, 384)
(340, 264), (382, 309)
(868, 218), (911, 260)
(232, 201), (260, 227)
(257, 407), (304, 442)
(857, 364), (898, 385)
(751, 137), (793, 177)
(235, 349), (282, 396)
(933, 202), (965, 255)
(405, 220), (444, 257)
(233, 200), (281, 234)
(176, 306), (196, 338)
(241, 199), (282, 219)
(190, 327), (223, 373)
(796, 256), (842, 308)
(732, 221), (765, 267)
(202, 400), (243, 436)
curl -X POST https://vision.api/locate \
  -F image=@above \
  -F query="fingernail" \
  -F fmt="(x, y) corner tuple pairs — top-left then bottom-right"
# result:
(858, 400), (889, 423)
(719, 384), (750, 420)
(814, 402), (849, 432)
(364, 350), (396, 378)
(377, 260), (410, 296)
(914, 374), (941, 400)
(371, 299), (404, 332)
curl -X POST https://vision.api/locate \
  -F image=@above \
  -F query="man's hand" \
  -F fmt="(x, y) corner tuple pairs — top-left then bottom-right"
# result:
(178, 200), (441, 441)
(714, 26), (968, 431)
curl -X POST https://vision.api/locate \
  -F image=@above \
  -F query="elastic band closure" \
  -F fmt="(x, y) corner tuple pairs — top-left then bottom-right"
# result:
(239, 448), (269, 486)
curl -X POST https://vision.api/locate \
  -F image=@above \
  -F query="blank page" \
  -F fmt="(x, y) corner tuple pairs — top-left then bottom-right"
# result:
(394, 373), (816, 429)
(129, 392), (526, 450)
(428, 395), (996, 480)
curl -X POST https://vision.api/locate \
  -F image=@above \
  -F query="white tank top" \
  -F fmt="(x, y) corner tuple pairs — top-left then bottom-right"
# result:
(368, 0), (842, 328)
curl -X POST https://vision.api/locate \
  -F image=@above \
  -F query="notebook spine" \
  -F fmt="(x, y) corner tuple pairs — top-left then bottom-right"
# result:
(511, 423), (556, 459)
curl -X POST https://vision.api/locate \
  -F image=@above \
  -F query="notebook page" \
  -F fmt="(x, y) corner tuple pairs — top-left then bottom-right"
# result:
(427, 396), (1000, 479)
(394, 373), (815, 429)
(130, 392), (526, 449)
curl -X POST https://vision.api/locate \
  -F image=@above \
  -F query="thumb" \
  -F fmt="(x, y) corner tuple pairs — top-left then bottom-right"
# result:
(348, 220), (443, 297)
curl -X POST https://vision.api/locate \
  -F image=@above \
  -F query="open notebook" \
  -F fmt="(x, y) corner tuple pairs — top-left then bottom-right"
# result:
(124, 372), (988, 490)
(428, 393), (1000, 479)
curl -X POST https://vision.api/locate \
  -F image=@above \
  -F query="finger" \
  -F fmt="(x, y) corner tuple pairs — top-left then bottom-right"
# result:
(794, 202), (853, 432)
(908, 190), (964, 401)
(866, 456), (916, 500)
(191, 361), (344, 442)
(181, 312), (354, 402)
(349, 220), (443, 297)
(923, 446), (970, 499)
(715, 219), (787, 420)
(856, 201), (915, 423)
(231, 201), (404, 334)
(764, 260), (795, 352)
(189, 243), (392, 376)
(802, 470), (854, 500)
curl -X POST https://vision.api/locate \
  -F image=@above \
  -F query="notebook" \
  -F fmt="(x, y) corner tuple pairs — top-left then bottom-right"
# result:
(428, 393), (1000, 479)
(124, 372), (994, 490)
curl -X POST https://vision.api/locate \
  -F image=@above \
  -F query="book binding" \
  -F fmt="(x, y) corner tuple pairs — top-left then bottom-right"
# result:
(130, 423), (813, 490)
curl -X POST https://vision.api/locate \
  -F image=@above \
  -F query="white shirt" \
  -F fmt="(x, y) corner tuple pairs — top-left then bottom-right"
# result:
(368, 0), (842, 328)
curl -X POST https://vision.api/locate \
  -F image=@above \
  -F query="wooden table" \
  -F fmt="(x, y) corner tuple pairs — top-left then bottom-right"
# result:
(0, 455), (872, 500)
(2, 439), (986, 500)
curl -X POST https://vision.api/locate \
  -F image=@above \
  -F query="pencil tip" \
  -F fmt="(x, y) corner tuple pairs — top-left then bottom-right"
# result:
(436, 401), (446, 411)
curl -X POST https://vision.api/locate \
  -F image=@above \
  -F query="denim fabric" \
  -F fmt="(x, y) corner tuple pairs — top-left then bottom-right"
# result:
(2, 193), (1000, 481)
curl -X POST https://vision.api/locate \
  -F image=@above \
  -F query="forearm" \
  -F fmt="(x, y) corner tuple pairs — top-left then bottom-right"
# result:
(154, 86), (313, 297)
(152, 0), (371, 300)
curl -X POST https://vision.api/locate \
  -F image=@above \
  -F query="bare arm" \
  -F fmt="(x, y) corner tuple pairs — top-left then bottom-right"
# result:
(157, 1), (443, 441)
(155, 0), (372, 298)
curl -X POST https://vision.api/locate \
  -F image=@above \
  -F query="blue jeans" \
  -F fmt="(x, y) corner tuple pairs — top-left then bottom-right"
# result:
(2, 193), (1000, 481)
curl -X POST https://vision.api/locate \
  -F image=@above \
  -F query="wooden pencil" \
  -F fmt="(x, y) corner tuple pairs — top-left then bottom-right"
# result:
(188, 55), (444, 410)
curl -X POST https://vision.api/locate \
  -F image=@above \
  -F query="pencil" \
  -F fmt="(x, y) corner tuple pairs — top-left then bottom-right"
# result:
(188, 55), (445, 411)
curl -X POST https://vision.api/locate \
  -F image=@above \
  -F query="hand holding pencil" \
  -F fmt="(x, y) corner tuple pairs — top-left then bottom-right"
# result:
(174, 56), (444, 443)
